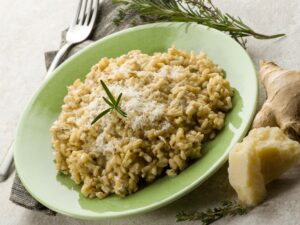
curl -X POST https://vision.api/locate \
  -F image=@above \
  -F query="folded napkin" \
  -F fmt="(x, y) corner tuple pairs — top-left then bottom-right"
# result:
(10, 0), (142, 215)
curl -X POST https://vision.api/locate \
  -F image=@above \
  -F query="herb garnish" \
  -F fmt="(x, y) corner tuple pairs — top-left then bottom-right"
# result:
(176, 200), (249, 225)
(113, 0), (285, 48)
(91, 80), (127, 125)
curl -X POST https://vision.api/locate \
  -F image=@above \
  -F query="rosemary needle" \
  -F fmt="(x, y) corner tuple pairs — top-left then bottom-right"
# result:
(91, 80), (127, 125)
(91, 108), (112, 125)
(176, 200), (249, 225)
(113, 0), (285, 48)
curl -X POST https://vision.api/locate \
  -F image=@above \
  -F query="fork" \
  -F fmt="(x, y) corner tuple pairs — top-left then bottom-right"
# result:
(46, 0), (98, 78)
(0, 0), (98, 182)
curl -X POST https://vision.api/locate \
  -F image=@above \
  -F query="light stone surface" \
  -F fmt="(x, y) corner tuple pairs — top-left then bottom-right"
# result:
(1, 0), (300, 224)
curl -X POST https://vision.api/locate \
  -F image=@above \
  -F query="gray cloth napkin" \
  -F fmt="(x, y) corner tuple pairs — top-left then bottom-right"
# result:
(10, 0), (141, 215)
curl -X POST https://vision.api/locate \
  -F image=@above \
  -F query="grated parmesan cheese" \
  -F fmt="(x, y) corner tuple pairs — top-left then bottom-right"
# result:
(50, 47), (234, 199)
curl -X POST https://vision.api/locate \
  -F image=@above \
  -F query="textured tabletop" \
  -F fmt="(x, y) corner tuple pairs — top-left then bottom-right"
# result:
(1, 0), (300, 224)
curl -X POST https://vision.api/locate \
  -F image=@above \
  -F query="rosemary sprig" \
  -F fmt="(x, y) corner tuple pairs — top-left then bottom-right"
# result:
(91, 80), (127, 125)
(113, 0), (285, 47)
(176, 200), (249, 225)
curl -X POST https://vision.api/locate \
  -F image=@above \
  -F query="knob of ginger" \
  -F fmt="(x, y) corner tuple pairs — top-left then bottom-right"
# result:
(252, 61), (300, 141)
(228, 127), (300, 206)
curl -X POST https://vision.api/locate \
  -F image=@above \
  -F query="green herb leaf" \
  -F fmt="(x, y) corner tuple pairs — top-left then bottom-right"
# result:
(113, 0), (285, 48)
(116, 93), (123, 106)
(101, 80), (116, 104)
(91, 108), (112, 125)
(103, 96), (114, 107)
(115, 107), (127, 117)
(176, 200), (249, 225)
(91, 80), (127, 124)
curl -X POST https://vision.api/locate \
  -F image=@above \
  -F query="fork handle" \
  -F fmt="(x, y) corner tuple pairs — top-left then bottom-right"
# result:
(45, 42), (73, 79)
(0, 143), (14, 182)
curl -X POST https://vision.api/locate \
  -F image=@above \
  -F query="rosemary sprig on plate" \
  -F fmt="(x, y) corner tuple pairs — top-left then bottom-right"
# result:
(113, 0), (285, 47)
(176, 200), (249, 225)
(91, 80), (127, 125)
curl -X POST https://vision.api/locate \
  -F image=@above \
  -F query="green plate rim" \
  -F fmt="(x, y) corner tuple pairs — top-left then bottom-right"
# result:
(14, 22), (258, 220)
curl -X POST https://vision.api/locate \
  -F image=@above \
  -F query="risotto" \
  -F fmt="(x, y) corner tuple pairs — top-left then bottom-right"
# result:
(50, 47), (234, 198)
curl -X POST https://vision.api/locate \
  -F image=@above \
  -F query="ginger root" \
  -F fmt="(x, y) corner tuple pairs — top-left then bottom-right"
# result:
(228, 127), (300, 206)
(252, 61), (300, 141)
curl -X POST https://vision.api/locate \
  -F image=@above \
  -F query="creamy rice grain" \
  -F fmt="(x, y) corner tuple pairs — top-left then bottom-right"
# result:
(50, 47), (234, 198)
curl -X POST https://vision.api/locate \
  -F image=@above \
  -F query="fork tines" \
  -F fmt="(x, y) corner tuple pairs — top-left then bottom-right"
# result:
(72, 0), (98, 26)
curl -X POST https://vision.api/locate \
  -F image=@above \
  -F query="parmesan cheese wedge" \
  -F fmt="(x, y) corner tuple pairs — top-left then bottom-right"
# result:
(228, 127), (300, 206)
(228, 141), (266, 206)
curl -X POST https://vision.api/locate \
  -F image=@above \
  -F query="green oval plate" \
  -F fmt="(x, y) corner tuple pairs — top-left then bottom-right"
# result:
(14, 22), (257, 219)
